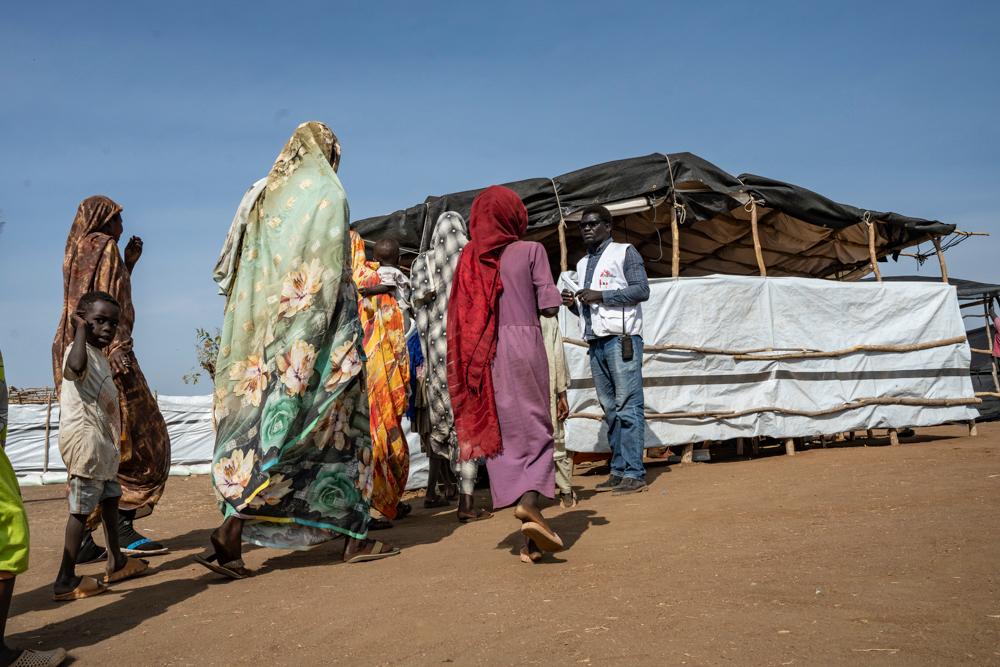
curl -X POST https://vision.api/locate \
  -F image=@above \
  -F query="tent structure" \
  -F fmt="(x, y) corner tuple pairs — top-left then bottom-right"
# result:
(353, 152), (957, 281)
(872, 276), (1000, 421)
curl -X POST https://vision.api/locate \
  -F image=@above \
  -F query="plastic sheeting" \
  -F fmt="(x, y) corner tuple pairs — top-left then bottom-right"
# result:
(7, 395), (428, 490)
(558, 274), (979, 452)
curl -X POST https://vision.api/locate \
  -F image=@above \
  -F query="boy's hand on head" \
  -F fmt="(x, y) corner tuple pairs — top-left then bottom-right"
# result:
(71, 312), (88, 334)
(108, 349), (131, 376)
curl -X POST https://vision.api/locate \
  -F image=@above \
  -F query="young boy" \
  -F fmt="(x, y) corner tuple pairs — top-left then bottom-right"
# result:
(363, 239), (412, 331)
(54, 291), (148, 601)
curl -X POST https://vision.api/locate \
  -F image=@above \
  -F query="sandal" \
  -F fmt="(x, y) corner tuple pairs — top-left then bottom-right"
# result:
(520, 521), (564, 553)
(345, 540), (400, 564)
(458, 508), (494, 523)
(193, 553), (251, 580)
(368, 518), (393, 531)
(9, 648), (68, 666)
(52, 575), (107, 602)
(102, 556), (150, 584)
(519, 547), (542, 564)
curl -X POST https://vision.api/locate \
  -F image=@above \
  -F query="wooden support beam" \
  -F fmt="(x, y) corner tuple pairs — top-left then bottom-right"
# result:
(968, 420), (978, 437)
(932, 236), (949, 283)
(784, 438), (795, 456)
(670, 205), (680, 278)
(681, 443), (694, 464)
(888, 428), (900, 446)
(736, 438), (745, 457)
(749, 200), (767, 277)
(866, 221), (882, 281)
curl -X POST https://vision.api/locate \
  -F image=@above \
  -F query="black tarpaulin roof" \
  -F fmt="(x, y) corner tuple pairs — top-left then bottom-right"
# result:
(352, 152), (955, 279)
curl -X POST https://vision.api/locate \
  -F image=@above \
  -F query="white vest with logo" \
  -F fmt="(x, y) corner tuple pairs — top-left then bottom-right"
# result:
(576, 241), (643, 338)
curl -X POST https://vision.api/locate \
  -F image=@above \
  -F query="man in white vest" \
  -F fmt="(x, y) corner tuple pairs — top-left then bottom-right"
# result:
(561, 205), (650, 495)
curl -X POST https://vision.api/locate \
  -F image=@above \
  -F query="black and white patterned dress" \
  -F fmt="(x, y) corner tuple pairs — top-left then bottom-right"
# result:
(411, 212), (468, 460)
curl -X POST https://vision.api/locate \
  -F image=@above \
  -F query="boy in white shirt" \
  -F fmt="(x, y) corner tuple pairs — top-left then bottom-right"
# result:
(53, 291), (149, 601)
(361, 239), (412, 332)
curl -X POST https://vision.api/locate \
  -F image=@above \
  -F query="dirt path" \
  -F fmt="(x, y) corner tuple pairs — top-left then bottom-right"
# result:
(7, 423), (1000, 665)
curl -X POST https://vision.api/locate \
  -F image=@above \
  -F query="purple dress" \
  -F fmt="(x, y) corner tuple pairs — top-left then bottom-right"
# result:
(487, 241), (563, 508)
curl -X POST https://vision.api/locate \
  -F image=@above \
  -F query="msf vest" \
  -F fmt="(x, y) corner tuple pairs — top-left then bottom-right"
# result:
(576, 242), (643, 338)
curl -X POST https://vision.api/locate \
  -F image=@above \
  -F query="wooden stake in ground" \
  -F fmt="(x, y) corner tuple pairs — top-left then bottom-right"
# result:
(681, 443), (694, 463)
(889, 428), (900, 446)
(784, 438), (795, 456)
(968, 420), (978, 437)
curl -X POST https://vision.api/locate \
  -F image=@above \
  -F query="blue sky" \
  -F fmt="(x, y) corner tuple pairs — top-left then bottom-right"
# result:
(1, 1), (997, 394)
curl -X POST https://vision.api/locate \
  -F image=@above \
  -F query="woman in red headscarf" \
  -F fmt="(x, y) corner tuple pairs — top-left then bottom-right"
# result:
(447, 186), (565, 562)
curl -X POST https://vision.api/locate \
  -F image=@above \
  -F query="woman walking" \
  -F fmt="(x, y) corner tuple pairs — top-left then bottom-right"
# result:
(53, 196), (170, 557)
(199, 121), (397, 578)
(447, 186), (564, 562)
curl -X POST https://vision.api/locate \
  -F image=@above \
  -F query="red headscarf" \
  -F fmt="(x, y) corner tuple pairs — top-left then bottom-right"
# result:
(447, 186), (529, 460)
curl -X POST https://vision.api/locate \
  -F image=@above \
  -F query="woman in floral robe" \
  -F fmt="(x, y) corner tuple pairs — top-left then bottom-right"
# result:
(198, 122), (398, 578)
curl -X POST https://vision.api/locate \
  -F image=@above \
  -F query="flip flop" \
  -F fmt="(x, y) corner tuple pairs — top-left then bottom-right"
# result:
(9, 647), (68, 666)
(102, 556), (150, 584)
(345, 541), (401, 564)
(519, 547), (542, 564)
(193, 553), (251, 580)
(122, 537), (170, 556)
(520, 521), (564, 553)
(458, 508), (494, 523)
(52, 575), (107, 602)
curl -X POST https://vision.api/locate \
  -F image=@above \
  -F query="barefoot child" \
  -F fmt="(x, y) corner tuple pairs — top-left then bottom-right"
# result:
(53, 291), (148, 601)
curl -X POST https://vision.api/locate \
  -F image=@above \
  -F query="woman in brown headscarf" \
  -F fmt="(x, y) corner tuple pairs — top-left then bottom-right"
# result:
(52, 196), (171, 556)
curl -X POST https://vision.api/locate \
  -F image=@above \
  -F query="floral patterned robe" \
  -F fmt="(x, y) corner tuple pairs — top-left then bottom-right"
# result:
(212, 122), (372, 548)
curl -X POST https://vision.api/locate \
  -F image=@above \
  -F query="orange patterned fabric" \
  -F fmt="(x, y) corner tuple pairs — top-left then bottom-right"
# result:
(350, 231), (409, 519)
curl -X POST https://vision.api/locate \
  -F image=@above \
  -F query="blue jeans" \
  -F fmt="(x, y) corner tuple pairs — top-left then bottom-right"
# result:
(589, 335), (646, 481)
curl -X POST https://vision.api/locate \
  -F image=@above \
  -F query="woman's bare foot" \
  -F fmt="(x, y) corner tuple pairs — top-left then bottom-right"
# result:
(209, 517), (243, 564)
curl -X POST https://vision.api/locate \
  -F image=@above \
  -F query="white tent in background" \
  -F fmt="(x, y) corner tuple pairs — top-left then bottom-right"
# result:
(7, 395), (428, 490)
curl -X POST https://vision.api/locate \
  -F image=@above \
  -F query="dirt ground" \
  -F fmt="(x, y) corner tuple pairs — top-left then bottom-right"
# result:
(7, 423), (1000, 666)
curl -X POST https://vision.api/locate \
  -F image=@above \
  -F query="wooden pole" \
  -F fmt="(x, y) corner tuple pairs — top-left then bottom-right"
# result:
(736, 438), (745, 457)
(968, 420), (978, 437)
(558, 219), (568, 273)
(932, 236), (949, 283)
(749, 200), (767, 277)
(670, 205), (680, 278)
(42, 390), (52, 473)
(888, 428), (900, 446)
(784, 438), (795, 456)
(681, 443), (694, 464)
(866, 221), (882, 281)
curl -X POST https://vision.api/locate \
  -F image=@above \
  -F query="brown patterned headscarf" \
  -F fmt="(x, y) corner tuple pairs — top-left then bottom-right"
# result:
(52, 195), (135, 388)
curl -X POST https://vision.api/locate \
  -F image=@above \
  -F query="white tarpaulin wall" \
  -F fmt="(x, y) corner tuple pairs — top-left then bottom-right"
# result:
(558, 274), (980, 452)
(7, 395), (428, 490)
